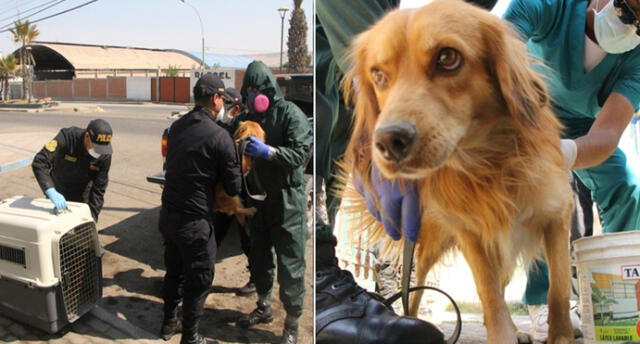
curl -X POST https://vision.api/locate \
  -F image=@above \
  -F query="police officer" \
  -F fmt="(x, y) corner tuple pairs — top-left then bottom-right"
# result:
(216, 87), (244, 127)
(232, 60), (312, 344)
(159, 73), (241, 344)
(32, 119), (112, 221)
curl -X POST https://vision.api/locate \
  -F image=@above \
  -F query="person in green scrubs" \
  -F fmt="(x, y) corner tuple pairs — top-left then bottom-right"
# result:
(231, 61), (312, 344)
(504, 0), (640, 341)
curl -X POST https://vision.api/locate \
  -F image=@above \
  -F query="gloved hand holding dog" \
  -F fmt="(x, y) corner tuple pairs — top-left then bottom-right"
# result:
(244, 136), (276, 159)
(354, 165), (421, 242)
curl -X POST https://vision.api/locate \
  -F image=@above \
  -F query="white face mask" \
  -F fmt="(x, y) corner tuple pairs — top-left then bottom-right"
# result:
(216, 105), (233, 124)
(594, 0), (640, 54)
(88, 148), (101, 159)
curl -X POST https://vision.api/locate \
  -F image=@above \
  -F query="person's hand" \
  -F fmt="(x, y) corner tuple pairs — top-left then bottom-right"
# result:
(354, 165), (421, 242)
(560, 139), (577, 170)
(244, 136), (275, 159)
(45, 187), (67, 211)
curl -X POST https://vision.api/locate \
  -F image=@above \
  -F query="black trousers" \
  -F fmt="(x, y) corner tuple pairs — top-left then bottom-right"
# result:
(213, 212), (251, 259)
(158, 207), (217, 331)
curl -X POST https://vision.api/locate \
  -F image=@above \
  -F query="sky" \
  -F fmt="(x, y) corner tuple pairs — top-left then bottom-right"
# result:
(0, 0), (313, 57)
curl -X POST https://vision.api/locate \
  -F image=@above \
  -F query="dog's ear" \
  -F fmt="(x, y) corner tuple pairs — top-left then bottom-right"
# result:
(485, 20), (548, 130)
(342, 31), (381, 180)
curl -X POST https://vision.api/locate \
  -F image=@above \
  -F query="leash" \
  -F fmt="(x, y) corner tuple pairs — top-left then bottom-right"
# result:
(236, 139), (267, 202)
(388, 239), (462, 344)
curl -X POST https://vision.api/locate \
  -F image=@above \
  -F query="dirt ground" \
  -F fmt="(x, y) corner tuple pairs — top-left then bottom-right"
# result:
(97, 206), (313, 344)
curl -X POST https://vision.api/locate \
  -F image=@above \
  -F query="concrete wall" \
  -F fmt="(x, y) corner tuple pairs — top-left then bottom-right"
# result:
(74, 79), (91, 98)
(28, 75), (197, 103)
(125, 77), (151, 101)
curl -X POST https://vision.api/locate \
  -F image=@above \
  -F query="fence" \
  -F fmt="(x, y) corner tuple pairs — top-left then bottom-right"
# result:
(16, 69), (249, 103)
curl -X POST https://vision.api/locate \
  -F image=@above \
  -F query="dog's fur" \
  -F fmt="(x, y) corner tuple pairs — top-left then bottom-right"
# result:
(214, 121), (265, 225)
(340, 1), (574, 343)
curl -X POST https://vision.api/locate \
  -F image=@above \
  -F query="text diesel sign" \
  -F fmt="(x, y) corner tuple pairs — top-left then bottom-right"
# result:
(190, 68), (236, 99)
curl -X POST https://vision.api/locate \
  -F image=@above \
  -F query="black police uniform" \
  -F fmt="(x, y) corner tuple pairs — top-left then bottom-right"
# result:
(32, 127), (111, 220)
(159, 105), (242, 335)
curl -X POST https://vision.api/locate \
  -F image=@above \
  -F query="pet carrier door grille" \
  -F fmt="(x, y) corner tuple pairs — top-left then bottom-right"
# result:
(59, 222), (100, 320)
(0, 244), (25, 266)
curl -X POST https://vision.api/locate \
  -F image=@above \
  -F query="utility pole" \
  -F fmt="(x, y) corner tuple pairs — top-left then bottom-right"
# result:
(278, 7), (288, 73)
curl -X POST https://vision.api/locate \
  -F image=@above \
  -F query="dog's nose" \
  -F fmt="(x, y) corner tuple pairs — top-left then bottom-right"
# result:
(374, 121), (416, 161)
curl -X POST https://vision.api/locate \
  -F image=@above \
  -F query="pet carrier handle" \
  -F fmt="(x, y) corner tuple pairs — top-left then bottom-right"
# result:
(53, 207), (71, 215)
(236, 138), (267, 202)
(395, 239), (462, 344)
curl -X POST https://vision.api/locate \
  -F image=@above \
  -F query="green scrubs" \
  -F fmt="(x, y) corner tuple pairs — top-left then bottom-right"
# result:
(504, 0), (640, 304)
(232, 61), (312, 318)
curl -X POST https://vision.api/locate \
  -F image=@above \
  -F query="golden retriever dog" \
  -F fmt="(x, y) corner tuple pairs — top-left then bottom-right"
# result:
(214, 120), (265, 225)
(340, 1), (574, 343)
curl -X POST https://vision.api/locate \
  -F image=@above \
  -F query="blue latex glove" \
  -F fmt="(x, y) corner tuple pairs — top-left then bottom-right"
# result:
(244, 136), (275, 159)
(45, 187), (67, 211)
(354, 165), (421, 242)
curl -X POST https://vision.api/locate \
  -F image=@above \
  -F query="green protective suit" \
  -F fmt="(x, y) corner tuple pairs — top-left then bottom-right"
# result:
(232, 60), (312, 318)
(315, 0), (400, 250)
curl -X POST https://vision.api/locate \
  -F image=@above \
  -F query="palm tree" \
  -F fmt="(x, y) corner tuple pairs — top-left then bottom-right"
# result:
(286, 0), (308, 73)
(0, 55), (19, 101)
(9, 20), (39, 102)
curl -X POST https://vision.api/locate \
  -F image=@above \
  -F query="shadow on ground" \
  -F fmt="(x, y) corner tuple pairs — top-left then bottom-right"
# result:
(100, 206), (246, 272)
(0, 309), (158, 341)
(98, 295), (280, 343)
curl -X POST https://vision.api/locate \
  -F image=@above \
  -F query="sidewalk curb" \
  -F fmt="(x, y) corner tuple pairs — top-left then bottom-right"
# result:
(0, 108), (37, 113)
(0, 157), (33, 173)
(89, 306), (160, 340)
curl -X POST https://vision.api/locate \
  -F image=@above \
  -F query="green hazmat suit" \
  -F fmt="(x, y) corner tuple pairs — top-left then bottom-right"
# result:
(232, 60), (312, 319)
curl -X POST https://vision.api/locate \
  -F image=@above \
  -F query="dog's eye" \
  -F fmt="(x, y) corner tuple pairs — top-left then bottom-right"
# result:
(437, 48), (462, 71)
(371, 68), (388, 88)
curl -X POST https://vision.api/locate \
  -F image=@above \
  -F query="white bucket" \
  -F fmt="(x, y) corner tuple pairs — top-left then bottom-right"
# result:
(573, 231), (640, 343)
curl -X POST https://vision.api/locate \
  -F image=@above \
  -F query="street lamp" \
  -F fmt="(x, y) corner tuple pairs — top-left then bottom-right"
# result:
(278, 7), (288, 73)
(180, 0), (205, 70)
(26, 46), (33, 103)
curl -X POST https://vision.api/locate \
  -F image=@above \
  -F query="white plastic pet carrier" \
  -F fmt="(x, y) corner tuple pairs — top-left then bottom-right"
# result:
(0, 196), (102, 333)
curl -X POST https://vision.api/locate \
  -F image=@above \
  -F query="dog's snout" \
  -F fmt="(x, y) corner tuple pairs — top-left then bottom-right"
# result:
(374, 121), (417, 161)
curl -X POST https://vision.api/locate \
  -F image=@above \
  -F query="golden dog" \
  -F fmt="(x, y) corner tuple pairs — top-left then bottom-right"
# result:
(214, 121), (265, 226)
(341, 1), (574, 343)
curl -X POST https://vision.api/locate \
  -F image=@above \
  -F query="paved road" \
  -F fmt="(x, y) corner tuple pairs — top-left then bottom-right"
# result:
(0, 104), (313, 344)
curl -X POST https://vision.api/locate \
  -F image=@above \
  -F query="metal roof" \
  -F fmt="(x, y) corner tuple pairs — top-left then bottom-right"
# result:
(22, 42), (200, 70)
(184, 50), (254, 69)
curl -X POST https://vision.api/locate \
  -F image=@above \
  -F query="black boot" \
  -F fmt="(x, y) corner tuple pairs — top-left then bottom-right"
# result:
(280, 315), (298, 344)
(161, 301), (182, 341)
(236, 295), (274, 328)
(180, 328), (218, 344)
(236, 280), (256, 296)
(161, 318), (182, 341)
(280, 327), (298, 344)
(316, 265), (445, 344)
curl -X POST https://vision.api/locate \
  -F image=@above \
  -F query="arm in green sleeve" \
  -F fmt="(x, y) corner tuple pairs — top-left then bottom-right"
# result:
(271, 106), (312, 169)
(316, 0), (399, 74)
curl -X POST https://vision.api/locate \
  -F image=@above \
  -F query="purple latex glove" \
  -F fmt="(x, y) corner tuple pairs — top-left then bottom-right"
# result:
(354, 165), (421, 242)
(244, 136), (275, 159)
